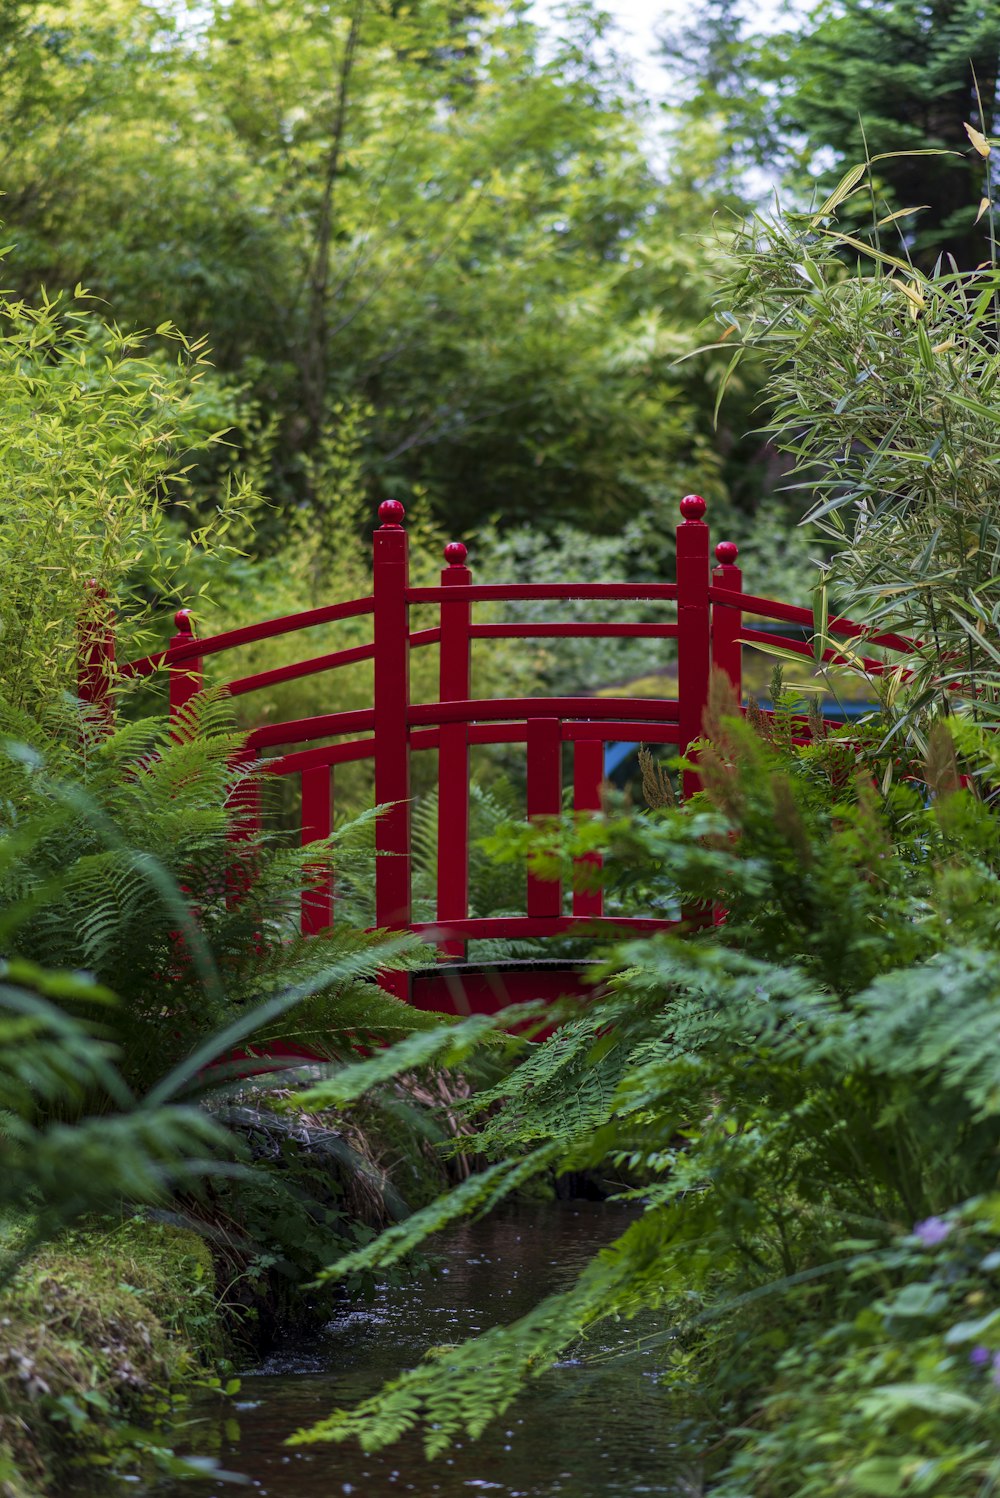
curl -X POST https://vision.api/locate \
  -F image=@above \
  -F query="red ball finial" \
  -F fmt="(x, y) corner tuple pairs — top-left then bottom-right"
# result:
(715, 540), (739, 565)
(174, 608), (195, 635)
(444, 541), (468, 566)
(679, 494), (706, 522)
(378, 499), (405, 528)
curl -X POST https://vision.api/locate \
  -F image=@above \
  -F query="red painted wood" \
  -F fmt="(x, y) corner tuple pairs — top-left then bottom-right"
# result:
(92, 488), (932, 1061)
(229, 641), (375, 698)
(373, 504), (411, 935)
(410, 915), (676, 939)
(560, 720), (680, 743)
(676, 497), (711, 799)
(224, 628), (440, 700)
(248, 707), (375, 751)
(168, 611), (203, 727)
(263, 717), (682, 774)
(437, 547), (472, 958)
(408, 582), (678, 604)
(264, 738), (376, 777)
(573, 738), (604, 918)
(469, 622), (679, 640)
(711, 544), (743, 699)
(121, 595), (375, 679)
(408, 697), (679, 728)
(709, 585), (916, 651)
(526, 717), (563, 919)
(410, 964), (600, 1015)
(301, 764), (334, 935)
(409, 721), (682, 754)
(78, 582), (116, 733)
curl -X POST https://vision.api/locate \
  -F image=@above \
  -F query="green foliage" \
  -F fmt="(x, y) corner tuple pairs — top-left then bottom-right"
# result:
(280, 700), (1000, 1490)
(0, 0), (756, 533)
(0, 694), (432, 1095)
(713, 157), (1000, 745)
(713, 1199), (1000, 1496)
(0, 961), (235, 1270)
(0, 265), (254, 712)
(670, 0), (999, 272)
(0, 1215), (242, 1491)
(772, 0), (1000, 272)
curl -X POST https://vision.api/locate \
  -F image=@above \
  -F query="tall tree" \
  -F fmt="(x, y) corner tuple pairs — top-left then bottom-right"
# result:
(780, 0), (1000, 271)
(0, 0), (758, 535)
(671, 0), (1000, 271)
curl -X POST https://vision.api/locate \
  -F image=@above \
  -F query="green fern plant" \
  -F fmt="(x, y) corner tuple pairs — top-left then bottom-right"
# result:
(0, 957), (236, 1287)
(0, 692), (434, 1096)
(282, 700), (1000, 1495)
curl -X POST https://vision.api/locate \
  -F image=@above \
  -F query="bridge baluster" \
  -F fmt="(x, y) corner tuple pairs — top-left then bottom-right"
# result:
(168, 609), (203, 727)
(373, 501), (412, 962)
(437, 541), (472, 957)
(526, 717), (563, 921)
(301, 764), (334, 935)
(712, 541), (743, 701)
(676, 496), (711, 800)
(572, 739), (604, 919)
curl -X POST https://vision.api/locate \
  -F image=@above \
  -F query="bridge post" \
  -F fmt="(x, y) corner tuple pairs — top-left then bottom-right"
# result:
(373, 501), (412, 955)
(78, 581), (116, 734)
(572, 739), (604, 918)
(711, 541), (743, 701)
(676, 496), (711, 799)
(527, 717), (563, 920)
(168, 610), (203, 728)
(437, 541), (471, 957)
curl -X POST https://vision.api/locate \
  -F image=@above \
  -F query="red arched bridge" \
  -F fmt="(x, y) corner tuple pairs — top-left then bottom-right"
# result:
(81, 496), (914, 1015)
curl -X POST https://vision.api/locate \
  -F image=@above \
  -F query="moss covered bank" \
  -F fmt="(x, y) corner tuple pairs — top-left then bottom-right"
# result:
(1, 1081), (472, 1496)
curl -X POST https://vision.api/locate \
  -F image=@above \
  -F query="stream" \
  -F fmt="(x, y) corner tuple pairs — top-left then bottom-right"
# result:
(151, 1202), (704, 1497)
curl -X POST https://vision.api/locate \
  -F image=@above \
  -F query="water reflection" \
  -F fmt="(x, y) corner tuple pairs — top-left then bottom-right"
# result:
(154, 1203), (702, 1497)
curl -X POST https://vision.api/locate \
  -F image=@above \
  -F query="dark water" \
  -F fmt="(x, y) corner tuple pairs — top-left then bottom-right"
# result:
(152, 1204), (702, 1498)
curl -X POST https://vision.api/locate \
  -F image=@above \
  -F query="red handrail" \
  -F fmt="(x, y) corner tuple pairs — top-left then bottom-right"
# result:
(407, 696), (681, 728)
(408, 582), (678, 604)
(86, 493), (924, 1016)
(120, 595), (375, 678)
(710, 585), (917, 652)
(470, 622), (679, 640)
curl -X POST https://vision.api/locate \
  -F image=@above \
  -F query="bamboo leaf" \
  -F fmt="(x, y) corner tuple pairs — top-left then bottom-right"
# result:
(964, 122), (991, 158)
(809, 163), (869, 227)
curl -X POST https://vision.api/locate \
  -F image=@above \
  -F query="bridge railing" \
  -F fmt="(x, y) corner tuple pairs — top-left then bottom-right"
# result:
(81, 495), (918, 967)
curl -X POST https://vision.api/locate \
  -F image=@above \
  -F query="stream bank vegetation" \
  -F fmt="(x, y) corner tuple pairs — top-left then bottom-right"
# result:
(0, 691), (491, 1491)
(271, 160), (1000, 1494)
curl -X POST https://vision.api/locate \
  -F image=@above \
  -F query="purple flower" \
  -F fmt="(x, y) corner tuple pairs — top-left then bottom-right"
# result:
(913, 1216), (952, 1246)
(992, 1353), (1000, 1390)
(970, 1345), (991, 1367)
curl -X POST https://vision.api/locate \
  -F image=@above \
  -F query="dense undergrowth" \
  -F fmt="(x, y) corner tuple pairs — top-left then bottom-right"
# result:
(0, 689), (474, 1490)
(278, 679), (1000, 1493)
(0, 1068), (476, 1496)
